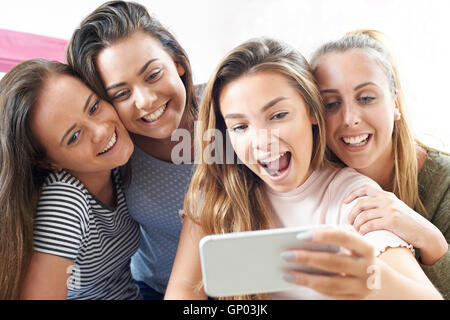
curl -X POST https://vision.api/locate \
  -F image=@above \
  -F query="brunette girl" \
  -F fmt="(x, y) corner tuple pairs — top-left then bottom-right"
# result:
(0, 59), (140, 299)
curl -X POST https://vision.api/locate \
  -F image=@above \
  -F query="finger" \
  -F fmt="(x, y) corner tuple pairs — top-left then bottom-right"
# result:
(353, 209), (383, 232)
(347, 197), (383, 225)
(359, 218), (388, 235)
(343, 184), (382, 204)
(281, 249), (368, 278)
(309, 228), (375, 258)
(283, 271), (368, 298)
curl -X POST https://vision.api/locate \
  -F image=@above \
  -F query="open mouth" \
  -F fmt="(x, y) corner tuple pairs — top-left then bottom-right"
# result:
(341, 134), (371, 147)
(97, 130), (117, 156)
(141, 102), (168, 123)
(258, 151), (292, 177)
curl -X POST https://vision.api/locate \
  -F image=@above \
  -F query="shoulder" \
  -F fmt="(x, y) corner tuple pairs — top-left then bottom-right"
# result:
(328, 166), (380, 197)
(419, 150), (450, 221)
(38, 171), (90, 223)
(420, 150), (450, 181)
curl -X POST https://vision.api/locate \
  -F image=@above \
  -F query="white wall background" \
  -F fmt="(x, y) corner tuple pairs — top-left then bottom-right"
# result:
(1, 0), (449, 151)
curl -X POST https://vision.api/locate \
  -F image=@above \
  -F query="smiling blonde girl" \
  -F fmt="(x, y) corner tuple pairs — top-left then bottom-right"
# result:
(165, 38), (442, 300)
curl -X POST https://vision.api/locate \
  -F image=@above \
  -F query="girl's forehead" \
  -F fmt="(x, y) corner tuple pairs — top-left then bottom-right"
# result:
(315, 50), (390, 88)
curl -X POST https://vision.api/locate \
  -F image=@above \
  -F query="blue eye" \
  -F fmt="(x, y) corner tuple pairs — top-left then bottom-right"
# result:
(67, 130), (80, 146)
(271, 112), (288, 120)
(231, 124), (247, 133)
(89, 100), (100, 115)
(359, 96), (375, 104)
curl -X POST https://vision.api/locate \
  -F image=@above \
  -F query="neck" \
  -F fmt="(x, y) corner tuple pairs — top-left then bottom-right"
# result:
(132, 106), (194, 163)
(357, 143), (395, 191)
(69, 170), (115, 207)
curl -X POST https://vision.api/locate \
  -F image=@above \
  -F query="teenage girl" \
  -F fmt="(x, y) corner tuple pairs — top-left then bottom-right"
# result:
(67, 1), (201, 299)
(310, 30), (449, 298)
(164, 37), (442, 300)
(0, 59), (140, 299)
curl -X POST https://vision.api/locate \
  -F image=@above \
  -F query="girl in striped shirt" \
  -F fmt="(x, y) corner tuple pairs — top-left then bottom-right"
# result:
(0, 59), (141, 299)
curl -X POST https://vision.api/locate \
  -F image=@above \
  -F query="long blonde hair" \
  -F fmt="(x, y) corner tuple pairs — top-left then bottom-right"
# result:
(184, 37), (327, 299)
(310, 29), (427, 215)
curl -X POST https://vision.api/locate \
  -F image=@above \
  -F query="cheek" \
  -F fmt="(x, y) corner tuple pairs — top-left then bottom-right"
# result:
(229, 135), (250, 162)
(114, 103), (135, 125)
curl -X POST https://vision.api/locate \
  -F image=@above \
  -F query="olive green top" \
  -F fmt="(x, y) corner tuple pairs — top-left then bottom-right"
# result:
(417, 150), (450, 299)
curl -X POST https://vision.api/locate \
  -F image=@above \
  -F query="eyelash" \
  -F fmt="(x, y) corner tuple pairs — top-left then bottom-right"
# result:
(231, 124), (247, 133)
(67, 99), (100, 146)
(89, 100), (100, 115)
(111, 70), (162, 101)
(67, 130), (80, 146)
(112, 89), (130, 101)
(325, 96), (376, 109)
(145, 70), (161, 82)
(230, 112), (289, 133)
(271, 112), (288, 120)
(358, 96), (375, 104)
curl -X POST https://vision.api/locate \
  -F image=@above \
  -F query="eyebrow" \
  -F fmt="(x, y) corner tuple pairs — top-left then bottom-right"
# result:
(60, 93), (94, 146)
(105, 58), (159, 92)
(223, 96), (288, 120)
(320, 82), (379, 94)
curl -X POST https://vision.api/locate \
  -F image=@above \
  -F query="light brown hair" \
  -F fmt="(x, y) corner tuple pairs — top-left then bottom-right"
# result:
(0, 59), (74, 299)
(184, 37), (327, 299)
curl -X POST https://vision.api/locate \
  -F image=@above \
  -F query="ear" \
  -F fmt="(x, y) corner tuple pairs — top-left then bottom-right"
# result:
(176, 62), (185, 77)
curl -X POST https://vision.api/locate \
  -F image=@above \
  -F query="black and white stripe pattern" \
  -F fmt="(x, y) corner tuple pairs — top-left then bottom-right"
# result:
(33, 169), (141, 300)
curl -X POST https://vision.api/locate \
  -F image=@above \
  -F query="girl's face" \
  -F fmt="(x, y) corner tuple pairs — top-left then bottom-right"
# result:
(314, 49), (399, 170)
(219, 71), (317, 193)
(96, 31), (187, 140)
(30, 74), (134, 179)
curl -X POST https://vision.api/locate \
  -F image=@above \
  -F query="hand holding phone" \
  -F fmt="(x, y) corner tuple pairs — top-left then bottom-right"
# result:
(199, 225), (339, 297)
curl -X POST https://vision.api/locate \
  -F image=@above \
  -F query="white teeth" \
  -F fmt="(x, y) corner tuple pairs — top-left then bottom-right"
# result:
(342, 134), (369, 145)
(259, 152), (287, 166)
(142, 104), (167, 122)
(99, 132), (117, 155)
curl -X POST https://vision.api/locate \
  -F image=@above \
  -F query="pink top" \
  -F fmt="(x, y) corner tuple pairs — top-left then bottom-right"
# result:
(266, 166), (413, 300)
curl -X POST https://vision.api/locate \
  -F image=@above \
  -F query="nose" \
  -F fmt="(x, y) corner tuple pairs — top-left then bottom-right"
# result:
(341, 100), (360, 127)
(134, 86), (157, 111)
(250, 127), (280, 154)
(88, 118), (110, 145)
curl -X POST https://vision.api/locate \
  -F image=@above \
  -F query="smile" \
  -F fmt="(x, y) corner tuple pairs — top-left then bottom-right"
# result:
(341, 134), (371, 147)
(97, 131), (117, 156)
(141, 102), (168, 123)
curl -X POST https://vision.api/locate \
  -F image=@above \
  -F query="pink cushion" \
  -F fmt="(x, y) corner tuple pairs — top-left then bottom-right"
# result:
(0, 28), (67, 72)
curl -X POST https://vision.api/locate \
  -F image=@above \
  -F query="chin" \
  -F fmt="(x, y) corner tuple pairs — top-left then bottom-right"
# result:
(340, 156), (372, 171)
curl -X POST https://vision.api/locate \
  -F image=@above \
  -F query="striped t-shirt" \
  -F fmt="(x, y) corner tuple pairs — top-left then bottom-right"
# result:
(33, 169), (141, 300)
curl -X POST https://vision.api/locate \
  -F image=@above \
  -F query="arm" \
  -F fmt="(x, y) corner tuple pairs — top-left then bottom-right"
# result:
(165, 217), (208, 300)
(345, 185), (448, 265)
(368, 246), (442, 299)
(282, 227), (442, 299)
(21, 252), (73, 299)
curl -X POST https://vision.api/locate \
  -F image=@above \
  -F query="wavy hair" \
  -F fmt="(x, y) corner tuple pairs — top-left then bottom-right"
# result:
(184, 37), (327, 299)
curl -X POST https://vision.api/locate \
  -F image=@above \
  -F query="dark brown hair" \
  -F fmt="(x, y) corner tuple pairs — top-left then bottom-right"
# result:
(66, 0), (198, 120)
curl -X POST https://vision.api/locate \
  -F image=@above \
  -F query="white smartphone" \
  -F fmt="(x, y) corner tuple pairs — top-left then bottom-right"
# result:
(199, 225), (339, 298)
